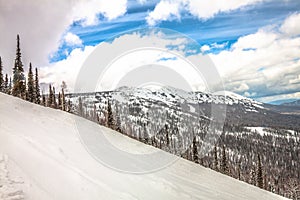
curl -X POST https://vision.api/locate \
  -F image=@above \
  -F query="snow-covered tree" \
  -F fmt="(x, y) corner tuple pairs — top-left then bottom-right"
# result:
(257, 154), (263, 189)
(27, 63), (34, 102)
(0, 56), (3, 92)
(12, 35), (26, 98)
(34, 68), (41, 104)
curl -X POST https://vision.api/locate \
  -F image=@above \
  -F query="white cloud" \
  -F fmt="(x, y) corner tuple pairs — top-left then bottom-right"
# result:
(137, 0), (147, 5)
(256, 92), (300, 103)
(64, 32), (83, 46)
(280, 12), (300, 37)
(200, 45), (210, 52)
(146, 0), (265, 25)
(146, 0), (181, 26)
(187, 0), (264, 19)
(209, 13), (300, 101)
(234, 83), (249, 93)
(72, 0), (127, 26)
(0, 0), (127, 73)
(40, 31), (208, 93)
(211, 42), (228, 49)
(40, 46), (95, 92)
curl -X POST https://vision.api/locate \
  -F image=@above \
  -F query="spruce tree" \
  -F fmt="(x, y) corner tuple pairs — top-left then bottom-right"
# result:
(107, 100), (114, 129)
(34, 68), (41, 104)
(4, 74), (9, 94)
(214, 145), (218, 171)
(47, 84), (53, 107)
(78, 96), (83, 116)
(12, 34), (26, 98)
(165, 124), (170, 148)
(221, 145), (228, 175)
(192, 136), (199, 163)
(257, 154), (263, 189)
(52, 86), (57, 108)
(67, 99), (71, 112)
(27, 63), (34, 102)
(58, 92), (62, 109)
(42, 94), (46, 106)
(0, 56), (3, 92)
(61, 88), (66, 111)
(8, 77), (12, 95)
(115, 103), (121, 132)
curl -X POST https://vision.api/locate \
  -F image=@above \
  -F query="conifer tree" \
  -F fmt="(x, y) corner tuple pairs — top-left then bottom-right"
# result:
(214, 145), (218, 171)
(192, 136), (199, 163)
(221, 145), (228, 174)
(250, 167), (256, 185)
(0, 56), (3, 92)
(67, 99), (71, 112)
(165, 124), (170, 148)
(42, 93), (46, 106)
(47, 84), (53, 107)
(52, 86), (57, 108)
(61, 88), (66, 111)
(58, 92), (62, 109)
(115, 103), (121, 132)
(107, 100), (114, 129)
(35, 68), (41, 104)
(8, 77), (12, 95)
(78, 96), (83, 116)
(237, 162), (241, 180)
(257, 154), (263, 189)
(27, 63), (34, 102)
(12, 34), (26, 98)
(4, 74), (9, 94)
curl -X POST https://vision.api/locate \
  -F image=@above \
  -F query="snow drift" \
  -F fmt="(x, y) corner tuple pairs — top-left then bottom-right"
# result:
(0, 93), (287, 200)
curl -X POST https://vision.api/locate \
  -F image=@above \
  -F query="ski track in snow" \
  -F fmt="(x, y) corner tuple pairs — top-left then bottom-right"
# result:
(0, 154), (25, 200)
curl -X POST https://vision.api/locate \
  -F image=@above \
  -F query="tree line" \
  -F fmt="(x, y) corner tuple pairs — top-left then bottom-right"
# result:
(73, 94), (299, 200)
(0, 35), (71, 112)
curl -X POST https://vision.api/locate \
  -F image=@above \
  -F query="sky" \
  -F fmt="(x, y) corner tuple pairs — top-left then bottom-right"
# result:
(0, 0), (300, 103)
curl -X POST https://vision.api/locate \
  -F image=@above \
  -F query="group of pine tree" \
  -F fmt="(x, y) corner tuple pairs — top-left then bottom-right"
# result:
(75, 95), (299, 199)
(0, 35), (69, 111)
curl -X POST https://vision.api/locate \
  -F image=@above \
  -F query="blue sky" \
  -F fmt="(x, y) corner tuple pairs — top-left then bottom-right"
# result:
(0, 0), (300, 103)
(52, 0), (300, 62)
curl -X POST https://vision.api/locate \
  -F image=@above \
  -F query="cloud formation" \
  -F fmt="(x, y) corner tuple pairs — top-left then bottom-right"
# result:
(64, 32), (83, 46)
(146, 0), (265, 25)
(0, 0), (127, 73)
(209, 13), (300, 101)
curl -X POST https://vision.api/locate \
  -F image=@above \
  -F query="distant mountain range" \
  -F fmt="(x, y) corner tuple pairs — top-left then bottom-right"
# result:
(282, 99), (300, 106)
(67, 87), (300, 130)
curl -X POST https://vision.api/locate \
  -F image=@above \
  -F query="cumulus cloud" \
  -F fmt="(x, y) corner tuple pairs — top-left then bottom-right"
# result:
(209, 13), (300, 101)
(40, 46), (95, 92)
(146, 0), (265, 25)
(200, 45), (210, 53)
(72, 0), (127, 26)
(146, 0), (181, 26)
(64, 32), (83, 46)
(40, 31), (208, 93)
(0, 0), (127, 73)
(280, 12), (300, 37)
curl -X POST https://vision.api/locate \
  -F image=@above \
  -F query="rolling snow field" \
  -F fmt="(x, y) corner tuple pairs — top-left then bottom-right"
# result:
(0, 93), (287, 200)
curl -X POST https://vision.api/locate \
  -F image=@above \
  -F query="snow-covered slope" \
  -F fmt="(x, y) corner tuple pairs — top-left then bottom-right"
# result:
(0, 93), (287, 200)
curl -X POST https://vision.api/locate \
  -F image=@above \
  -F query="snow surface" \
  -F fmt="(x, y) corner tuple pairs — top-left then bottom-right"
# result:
(0, 93), (287, 200)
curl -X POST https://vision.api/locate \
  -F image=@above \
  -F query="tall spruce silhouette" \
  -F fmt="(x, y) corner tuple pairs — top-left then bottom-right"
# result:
(12, 35), (26, 98)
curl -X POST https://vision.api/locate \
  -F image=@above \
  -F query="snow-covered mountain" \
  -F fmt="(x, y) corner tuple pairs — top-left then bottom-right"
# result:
(0, 93), (288, 200)
(68, 86), (300, 130)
